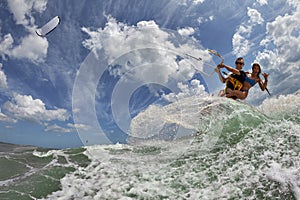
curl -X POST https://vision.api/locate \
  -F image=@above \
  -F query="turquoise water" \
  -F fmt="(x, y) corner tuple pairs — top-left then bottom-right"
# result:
(0, 95), (299, 199)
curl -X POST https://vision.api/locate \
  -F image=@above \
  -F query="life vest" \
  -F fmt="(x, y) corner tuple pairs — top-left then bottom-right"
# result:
(225, 71), (246, 91)
(227, 76), (243, 90)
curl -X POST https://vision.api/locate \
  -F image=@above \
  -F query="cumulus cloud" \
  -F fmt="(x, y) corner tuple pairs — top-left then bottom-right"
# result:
(261, 5), (300, 64)
(197, 16), (214, 24)
(44, 124), (72, 133)
(7, 0), (47, 27)
(192, 0), (205, 4)
(44, 123), (91, 133)
(4, 0), (49, 63)
(0, 34), (14, 59)
(10, 35), (48, 62)
(246, 2), (300, 103)
(67, 123), (90, 131)
(247, 7), (264, 25)
(255, 50), (281, 71)
(232, 31), (251, 57)
(287, 0), (299, 7)
(178, 27), (195, 36)
(162, 79), (208, 102)
(265, 14), (300, 64)
(0, 63), (8, 89)
(256, 0), (268, 6)
(0, 109), (17, 123)
(3, 94), (70, 123)
(178, 0), (206, 5)
(0, 32), (48, 63)
(79, 17), (212, 136)
(82, 16), (210, 87)
(232, 24), (253, 57)
(232, 8), (264, 57)
(82, 17), (170, 62)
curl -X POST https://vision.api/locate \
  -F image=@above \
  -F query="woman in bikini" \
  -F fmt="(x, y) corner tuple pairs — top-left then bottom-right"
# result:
(225, 63), (269, 100)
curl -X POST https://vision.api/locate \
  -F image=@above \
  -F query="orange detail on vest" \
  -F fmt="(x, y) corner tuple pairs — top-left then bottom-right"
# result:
(228, 76), (243, 90)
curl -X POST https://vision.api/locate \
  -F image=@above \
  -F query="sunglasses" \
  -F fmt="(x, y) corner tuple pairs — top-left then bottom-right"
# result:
(235, 61), (244, 65)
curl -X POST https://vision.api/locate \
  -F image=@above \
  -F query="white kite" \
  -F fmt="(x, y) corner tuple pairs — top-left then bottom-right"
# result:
(36, 16), (60, 37)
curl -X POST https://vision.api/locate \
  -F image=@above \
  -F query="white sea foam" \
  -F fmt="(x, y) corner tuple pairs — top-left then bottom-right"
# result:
(265, 162), (300, 199)
(44, 95), (300, 199)
(258, 92), (300, 119)
(129, 96), (235, 140)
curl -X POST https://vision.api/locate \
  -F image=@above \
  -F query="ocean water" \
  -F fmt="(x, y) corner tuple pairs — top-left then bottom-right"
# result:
(0, 94), (299, 200)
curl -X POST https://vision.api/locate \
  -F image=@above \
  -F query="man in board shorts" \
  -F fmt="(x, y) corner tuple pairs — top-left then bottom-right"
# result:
(215, 57), (246, 100)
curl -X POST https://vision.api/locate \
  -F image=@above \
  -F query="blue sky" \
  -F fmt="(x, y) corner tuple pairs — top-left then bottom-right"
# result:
(0, 0), (299, 148)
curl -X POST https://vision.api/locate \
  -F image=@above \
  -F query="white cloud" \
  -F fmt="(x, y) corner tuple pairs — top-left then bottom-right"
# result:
(7, 0), (33, 26)
(44, 124), (72, 133)
(44, 123), (90, 133)
(232, 31), (250, 57)
(246, 2), (300, 103)
(256, 0), (268, 6)
(10, 34), (48, 62)
(0, 109), (17, 123)
(255, 50), (281, 71)
(0, 33), (48, 63)
(178, 0), (206, 5)
(232, 24), (252, 57)
(78, 17), (212, 138)
(232, 8), (264, 57)
(80, 17), (211, 136)
(5, 0), (49, 63)
(178, 27), (195, 36)
(197, 17), (204, 24)
(258, 4), (300, 66)
(162, 79), (208, 102)
(192, 0), (205, 4)
(259, 37), (271, 47)
(67, 123), (90, 131)
(265, 13), (300, 64)
(82, 16), (209, 85)
(0, 34), (14, 59)
(0, 63), (8, 89)
(7, 0), (47, 27)
(197, 16), (214, 24)
(287, 0), (299, 8)
(247, 7), (264, 25)
(82, 17), (170, 63)
(32, 1), (47, 12)
(3, 94), (70, 123)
